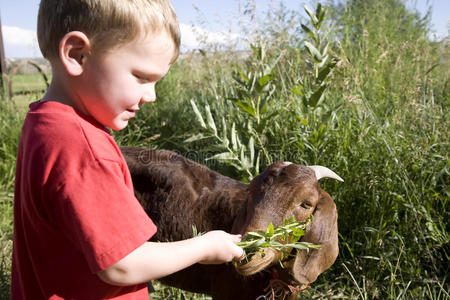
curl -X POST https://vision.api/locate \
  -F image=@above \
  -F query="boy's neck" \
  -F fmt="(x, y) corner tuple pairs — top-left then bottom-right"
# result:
(41, 62), (89, 116)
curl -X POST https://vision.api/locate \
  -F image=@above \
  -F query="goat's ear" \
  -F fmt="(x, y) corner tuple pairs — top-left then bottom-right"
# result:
(292, 190), (339, 284)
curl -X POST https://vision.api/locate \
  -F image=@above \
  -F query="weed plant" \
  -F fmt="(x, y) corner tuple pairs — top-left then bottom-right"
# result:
(0, 0), (448, 299)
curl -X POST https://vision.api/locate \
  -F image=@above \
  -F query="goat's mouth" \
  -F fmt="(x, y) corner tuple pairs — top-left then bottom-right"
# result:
(235, 246), (313, 286)
(235, 247), (297, 277)
(235, 248), (279, 275)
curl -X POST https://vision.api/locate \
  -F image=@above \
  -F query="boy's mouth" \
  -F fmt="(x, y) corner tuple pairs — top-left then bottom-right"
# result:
(126, 109), (136, 117)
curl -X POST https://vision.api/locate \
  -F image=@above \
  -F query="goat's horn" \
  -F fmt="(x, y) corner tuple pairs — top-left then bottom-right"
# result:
(308, 165), (344, 182)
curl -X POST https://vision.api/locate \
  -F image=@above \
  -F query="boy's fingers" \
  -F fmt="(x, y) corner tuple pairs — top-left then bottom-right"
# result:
(237, 249), (246, 261)
(232, 234), (242, 243)
(233, 245), (245, 260)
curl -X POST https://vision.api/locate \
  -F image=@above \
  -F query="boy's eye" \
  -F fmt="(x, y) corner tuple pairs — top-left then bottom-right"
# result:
(134, 74), (150, 83)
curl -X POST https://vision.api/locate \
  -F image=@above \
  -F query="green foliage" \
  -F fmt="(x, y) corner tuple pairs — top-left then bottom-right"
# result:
(0, 99), (23, 300)
(298, 4), (338, 109)
(0, 0), (449, 299)
(237, 216), (320, 262)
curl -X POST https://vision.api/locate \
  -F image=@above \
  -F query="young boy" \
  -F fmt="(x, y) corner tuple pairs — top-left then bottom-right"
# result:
(11, 0), (244, 299)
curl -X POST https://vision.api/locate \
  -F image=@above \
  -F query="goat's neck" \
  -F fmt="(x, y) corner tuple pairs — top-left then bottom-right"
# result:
(132, 161), (249, 242)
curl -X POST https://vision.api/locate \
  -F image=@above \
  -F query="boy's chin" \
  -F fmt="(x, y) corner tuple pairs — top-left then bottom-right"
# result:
(109, 120), (129, 131)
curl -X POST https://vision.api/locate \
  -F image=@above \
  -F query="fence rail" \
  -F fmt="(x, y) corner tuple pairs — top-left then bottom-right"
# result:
(6, 60), (50, 100)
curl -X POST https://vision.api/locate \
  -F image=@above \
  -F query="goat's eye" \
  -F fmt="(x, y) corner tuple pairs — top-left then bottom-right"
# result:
(300, 202), (312, 209)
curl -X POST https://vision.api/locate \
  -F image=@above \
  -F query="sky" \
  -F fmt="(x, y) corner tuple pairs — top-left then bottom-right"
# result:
(0, 0), (448, 58)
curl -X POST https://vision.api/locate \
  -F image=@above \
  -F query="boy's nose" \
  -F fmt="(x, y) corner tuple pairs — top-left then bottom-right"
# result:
(141, 84), (156, 103)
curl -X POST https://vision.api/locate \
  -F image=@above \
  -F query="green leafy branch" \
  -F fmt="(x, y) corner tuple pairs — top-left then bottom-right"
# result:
(293, 3), (338, 109)
(229, 44), (282, 126)
(185, 45), (283, 180)
(237, 216), (321, 263)
(186, 100), (257, 179)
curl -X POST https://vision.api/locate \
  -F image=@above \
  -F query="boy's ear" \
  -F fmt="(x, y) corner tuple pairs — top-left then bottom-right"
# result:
(59, 31), (91, 76)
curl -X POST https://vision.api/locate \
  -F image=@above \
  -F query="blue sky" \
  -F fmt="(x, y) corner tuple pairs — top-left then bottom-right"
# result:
(0, 0), (448, 58)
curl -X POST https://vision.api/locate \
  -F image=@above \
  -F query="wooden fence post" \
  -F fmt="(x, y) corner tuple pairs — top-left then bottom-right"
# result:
(0, 15), (7, 95)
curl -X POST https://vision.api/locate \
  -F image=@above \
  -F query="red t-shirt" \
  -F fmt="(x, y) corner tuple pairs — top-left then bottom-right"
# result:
(11, 100), (157, 299)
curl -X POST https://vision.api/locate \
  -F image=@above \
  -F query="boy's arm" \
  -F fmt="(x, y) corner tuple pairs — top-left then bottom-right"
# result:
(97, 230), (243, 286)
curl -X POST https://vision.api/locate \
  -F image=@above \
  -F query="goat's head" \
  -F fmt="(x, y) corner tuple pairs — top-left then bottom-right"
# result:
(231, 162), (343, 285)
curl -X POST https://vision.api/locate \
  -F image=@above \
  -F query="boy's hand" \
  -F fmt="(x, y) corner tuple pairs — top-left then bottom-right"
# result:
(198, 231), (244, 264)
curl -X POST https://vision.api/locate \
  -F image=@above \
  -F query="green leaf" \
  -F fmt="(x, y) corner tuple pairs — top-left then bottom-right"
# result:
(263, 52), (283, 76)
(304, 41), (322, 62)
(236, 100), (256, 117)
(231, 123), (238, 151)
(293, 227), (305, 237)
(317, 60), (337, 82)
(245, 232), (265, 239)
(205, 105), (217, 134)
(315, 3), (322, 17)
(249, 136), (255, 165)
(289, 243), (309, 250)
(258, 74), (275, 88)
(184, 133), (208, 143)
(304, 5), (318, 24)
(267, 222), (274, 236)
(234, 66), (249, 84)
(240, 146), (250, 169)
(309, 84), (328, 107)
(207, 152), (236, 161)
(255, 153), (260, 174)
(301, 24), (317, 42)
(190, 99), (206, 128)
(292, 83), (304, 97)
(318, 54), (329, 69)
(322, 43), (329, 58)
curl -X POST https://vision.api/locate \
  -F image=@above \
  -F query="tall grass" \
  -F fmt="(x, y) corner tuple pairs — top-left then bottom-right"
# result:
(0, 98), (25, 300)
(123, 0), (450, 298)
(0, 0), (448, 299)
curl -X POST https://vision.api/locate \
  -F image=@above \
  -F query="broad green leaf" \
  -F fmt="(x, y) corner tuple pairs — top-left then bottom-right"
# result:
(190, 99), (206, 128)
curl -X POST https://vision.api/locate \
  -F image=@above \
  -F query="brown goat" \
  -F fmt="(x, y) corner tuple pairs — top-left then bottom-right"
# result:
(120, 146), (342, 300)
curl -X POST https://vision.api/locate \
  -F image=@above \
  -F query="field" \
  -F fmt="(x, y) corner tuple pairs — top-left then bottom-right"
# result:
(0, 0), (449, 299)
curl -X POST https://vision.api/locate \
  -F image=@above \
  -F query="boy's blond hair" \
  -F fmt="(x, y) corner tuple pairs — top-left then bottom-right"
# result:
(37, 0), (180, 63)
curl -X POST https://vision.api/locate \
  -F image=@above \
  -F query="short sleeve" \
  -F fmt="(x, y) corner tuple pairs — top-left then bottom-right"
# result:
(50, 156), (157, 273)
